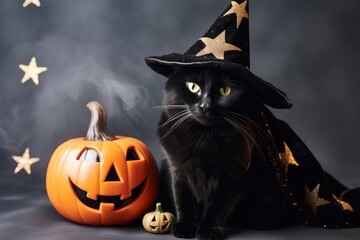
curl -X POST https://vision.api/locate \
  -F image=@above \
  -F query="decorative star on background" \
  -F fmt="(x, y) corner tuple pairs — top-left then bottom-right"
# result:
(23, 0), (41, 8)
(19, 57), (47, 86)
(196, 31), (242, 60)
(333, 194), (354, 212)
(302, 184), (331, 215)
(223, 0), (249, 28)
(279, 143), (299, 174)
(12, 148), (40, 175)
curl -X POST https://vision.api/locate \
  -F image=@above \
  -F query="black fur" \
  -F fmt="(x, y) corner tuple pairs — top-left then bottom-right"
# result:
(156, 67), (294, 239)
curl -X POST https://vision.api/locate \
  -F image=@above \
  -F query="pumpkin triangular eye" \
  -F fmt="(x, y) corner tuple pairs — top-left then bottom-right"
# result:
(78, 149), (101, 163)
(126, 148), (139, 161)
(105, 164), (121, 182)
(163, 215), (168, 221)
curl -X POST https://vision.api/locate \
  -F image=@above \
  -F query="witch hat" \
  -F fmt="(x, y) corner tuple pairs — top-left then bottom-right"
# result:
(145, 0), (292, 109)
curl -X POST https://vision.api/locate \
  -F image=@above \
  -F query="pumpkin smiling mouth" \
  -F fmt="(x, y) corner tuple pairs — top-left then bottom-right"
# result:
(69, 178), (146, 210)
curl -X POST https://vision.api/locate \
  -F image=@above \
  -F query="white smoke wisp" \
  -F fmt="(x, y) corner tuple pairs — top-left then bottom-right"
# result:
(0, 128), (17, 150)
(0, 33), (159, 179)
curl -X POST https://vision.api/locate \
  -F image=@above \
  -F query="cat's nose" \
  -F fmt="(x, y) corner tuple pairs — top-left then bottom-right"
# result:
(199, 98), (211, 113)
(200, 105), (210, 113)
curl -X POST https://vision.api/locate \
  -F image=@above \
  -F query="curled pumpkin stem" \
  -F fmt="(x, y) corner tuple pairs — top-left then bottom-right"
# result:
(86, 101), (116, 141)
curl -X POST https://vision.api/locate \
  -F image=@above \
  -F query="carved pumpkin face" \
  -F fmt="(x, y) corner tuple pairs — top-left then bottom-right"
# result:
(143, 203), (174, 234)
(46, 101), (159, 225)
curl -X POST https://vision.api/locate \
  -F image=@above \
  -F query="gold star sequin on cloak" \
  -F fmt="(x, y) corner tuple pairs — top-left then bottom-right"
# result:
(302, 184), (331, 215)
(12, 148), (40, 175)
(279, 142), (299, 174)
(332, 194), (354, 212)
(23, 0), (41, 7)
(196, 31), (242, 60)
(223, 0), (249, 28)
(19, 57), (47, 86)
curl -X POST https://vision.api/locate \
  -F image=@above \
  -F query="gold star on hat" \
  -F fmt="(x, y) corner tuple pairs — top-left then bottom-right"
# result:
(19, 57), (47, 86)
(279, 142), (299, 174)
(23, 0), (41, 8)
(332, 194), (354, 212)
(12, 148), (40, 175)
(223, 0), (249, 28)
(196, 30), (242, 60)
(302, 184), (331, 215)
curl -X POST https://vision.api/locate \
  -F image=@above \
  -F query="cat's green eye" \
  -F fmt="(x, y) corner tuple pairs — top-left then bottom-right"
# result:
(186, 82), (201, 94)
(219, 86), (231, 97)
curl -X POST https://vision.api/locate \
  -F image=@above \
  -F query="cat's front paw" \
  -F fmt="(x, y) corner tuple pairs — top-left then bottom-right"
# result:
(196, 226), (224, 240)
(172, 221), (197, 238)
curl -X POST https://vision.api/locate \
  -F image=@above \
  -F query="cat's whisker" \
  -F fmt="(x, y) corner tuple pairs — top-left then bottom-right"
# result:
(226, 116), (258, 150)
(224, 114), (256, 145)
(239, 128), (266, 168)
(224, 110), (269, 141)
(157, 110), (189, 129)
(224, 110), (257, 125)
(223, 116), (253, 170)
(155, 109), (188, 129)
(223, 116), (252, 147)
(223, 114), (266, 168)
(224, 117), (262, 171)
(169, 113), (190, 133)
(223, 117), (248, 144)
(160, 116), (190, 143)
(159, 112), (191, 143)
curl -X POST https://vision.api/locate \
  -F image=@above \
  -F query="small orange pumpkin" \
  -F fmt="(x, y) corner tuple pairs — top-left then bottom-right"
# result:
(142, 203), (174, 234)
(46, 101), (159, 225)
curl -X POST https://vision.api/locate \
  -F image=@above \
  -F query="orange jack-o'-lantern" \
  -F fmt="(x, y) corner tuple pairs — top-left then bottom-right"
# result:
(142, 203), (174, 234)
(46, 101), (159, 225)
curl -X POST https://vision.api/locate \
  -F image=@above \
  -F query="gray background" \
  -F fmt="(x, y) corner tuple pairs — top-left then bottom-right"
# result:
(0, 0), (360, 239)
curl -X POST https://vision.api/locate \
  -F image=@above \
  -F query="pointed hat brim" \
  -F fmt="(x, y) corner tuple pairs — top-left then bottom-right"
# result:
(145, 53), (292, 109)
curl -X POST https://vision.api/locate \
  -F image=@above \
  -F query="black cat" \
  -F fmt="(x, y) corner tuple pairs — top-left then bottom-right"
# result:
(156, 67), (292, 239)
